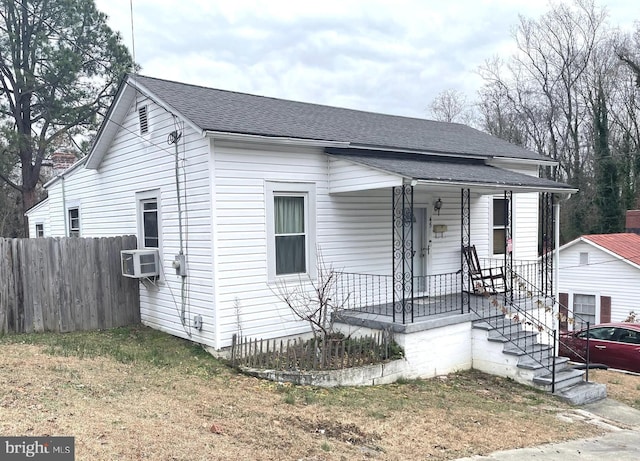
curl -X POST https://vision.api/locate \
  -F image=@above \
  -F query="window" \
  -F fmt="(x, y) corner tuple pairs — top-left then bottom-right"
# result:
(141, 199), (159, 248)
(138, 105), (149, 135)
(68, 207), (80, 237)
(573, 294), (596, 329)
(136, 190), (161, 249)
(578, 327), (615, 341)
(266, 182), (316, 282)
(35, 223), (44, 238)
(492, 197), (509, 255)
(275, 195), (306, 275)
(617, 328), (640, 344)
(579, 252), (589, 265)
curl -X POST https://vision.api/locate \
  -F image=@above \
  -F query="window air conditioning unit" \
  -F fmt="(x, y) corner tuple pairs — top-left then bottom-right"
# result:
(121, 249), (160, 278)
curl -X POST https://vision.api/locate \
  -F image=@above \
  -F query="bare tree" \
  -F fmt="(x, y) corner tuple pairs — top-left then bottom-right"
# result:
(475, 0), (640, 240)
(618, 52), (640, 87)
(0, 0), (132, 234)
(428, 88), (473, 124)
(272, 251), (349, 342)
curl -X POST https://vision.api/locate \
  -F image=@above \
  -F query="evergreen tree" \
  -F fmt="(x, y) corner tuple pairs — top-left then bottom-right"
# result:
(0, 0), (132, 235)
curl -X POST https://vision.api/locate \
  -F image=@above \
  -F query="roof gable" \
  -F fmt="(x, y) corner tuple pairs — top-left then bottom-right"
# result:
(560, 233), (640, 270)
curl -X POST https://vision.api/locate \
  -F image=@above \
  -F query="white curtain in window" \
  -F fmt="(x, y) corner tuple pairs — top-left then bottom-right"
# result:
(275, 196), (305, 274)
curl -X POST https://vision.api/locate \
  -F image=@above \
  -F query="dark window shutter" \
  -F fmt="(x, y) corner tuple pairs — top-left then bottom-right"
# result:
(600, 296), (611, 323)
(559, 292), (569, 330)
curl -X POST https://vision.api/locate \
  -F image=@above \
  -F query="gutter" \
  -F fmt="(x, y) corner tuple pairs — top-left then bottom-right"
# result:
(203, 130), (351, 148)
(408, 179), (578, 195)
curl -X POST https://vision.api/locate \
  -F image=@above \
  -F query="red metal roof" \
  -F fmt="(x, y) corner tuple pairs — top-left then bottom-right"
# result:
(583, 233), (640, 266)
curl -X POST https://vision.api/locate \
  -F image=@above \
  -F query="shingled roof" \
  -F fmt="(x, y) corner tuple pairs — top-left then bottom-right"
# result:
(582, 233), (640, 267)
(326, 149), (574, 192)
(132, 75), (551, 162)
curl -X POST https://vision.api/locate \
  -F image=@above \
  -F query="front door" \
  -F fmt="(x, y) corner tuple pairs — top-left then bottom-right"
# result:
(413, 208), (431, 296)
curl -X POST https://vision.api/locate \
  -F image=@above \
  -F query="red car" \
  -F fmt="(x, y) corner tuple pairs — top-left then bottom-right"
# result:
(558, 322), (640, 373)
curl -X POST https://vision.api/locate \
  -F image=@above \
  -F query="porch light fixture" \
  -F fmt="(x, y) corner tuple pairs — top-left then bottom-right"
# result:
(434, 198), (442, 215)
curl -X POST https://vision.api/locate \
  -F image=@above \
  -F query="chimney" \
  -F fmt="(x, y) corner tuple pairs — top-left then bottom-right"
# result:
(51, 152), (77, 175)
(625, 210), (640, 235)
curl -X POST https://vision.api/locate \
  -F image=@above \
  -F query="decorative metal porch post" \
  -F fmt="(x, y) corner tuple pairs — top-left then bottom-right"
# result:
(504, 190), (513, 303)
(460, 188), (471, 313)
(392, 185), (414, 323)
(541, 192), (555, 297)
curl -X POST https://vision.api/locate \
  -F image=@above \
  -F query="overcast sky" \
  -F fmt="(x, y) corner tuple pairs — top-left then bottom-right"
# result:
(94, 0), (637, 119)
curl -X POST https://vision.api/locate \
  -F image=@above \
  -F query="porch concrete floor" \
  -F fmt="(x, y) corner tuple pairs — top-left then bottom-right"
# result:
(335, 293), (508, 333)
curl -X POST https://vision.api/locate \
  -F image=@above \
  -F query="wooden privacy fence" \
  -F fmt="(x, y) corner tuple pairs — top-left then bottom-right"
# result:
(0, 236), (140, 334)
(231, 332), (402, 371)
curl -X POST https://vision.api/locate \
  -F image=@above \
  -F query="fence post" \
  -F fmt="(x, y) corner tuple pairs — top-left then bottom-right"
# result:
(231, 334), (237, 366)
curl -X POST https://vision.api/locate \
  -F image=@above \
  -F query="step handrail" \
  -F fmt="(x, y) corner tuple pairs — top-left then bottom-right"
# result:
(507, 268), (593, 381)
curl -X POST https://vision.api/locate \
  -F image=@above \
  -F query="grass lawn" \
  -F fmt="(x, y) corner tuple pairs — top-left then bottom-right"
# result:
(0, 325), (623, 460)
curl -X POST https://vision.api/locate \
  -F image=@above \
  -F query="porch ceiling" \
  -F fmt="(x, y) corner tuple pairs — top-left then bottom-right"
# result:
(327, 148), (577, 195)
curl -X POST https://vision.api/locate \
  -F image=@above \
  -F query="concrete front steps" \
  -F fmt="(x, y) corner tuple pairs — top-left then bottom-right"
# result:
(472, 316), (606, 405)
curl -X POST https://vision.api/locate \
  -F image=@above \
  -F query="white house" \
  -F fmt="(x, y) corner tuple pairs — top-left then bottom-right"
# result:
(26, 74), (584, 389)
(558, 232), (640, 328)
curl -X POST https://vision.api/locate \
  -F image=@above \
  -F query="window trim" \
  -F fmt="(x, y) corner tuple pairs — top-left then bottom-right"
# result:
(35, 223), (44, 238)
(266, 182), (316, 283)
(136, 189), (162, 250)
(490, 195), (512, 256)
(579, 252), (589, 266)
(67, 206), (80, 237)
(569, 292), (600, 331)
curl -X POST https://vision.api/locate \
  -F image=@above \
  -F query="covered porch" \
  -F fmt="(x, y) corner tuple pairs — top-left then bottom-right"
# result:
(326, 148), (576, 327)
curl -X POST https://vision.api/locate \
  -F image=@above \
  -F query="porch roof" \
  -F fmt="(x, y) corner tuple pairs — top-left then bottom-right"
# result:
(327, 148), (577, 194)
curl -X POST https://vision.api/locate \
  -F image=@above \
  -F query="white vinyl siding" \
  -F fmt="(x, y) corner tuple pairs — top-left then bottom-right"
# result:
(26, 198), (50, 238)
(328, 157), (402, 193)
(213, 141), (399, 347)
(35, 96), (216, 348)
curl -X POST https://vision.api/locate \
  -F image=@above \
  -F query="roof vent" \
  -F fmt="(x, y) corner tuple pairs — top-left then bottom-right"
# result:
(138, 105), (149, 134)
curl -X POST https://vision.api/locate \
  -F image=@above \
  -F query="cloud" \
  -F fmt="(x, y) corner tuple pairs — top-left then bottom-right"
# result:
(95, 0), (638, 119)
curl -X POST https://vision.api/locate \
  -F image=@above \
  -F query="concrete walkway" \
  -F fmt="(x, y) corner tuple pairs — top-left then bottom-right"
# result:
(454, 399), (640, 461)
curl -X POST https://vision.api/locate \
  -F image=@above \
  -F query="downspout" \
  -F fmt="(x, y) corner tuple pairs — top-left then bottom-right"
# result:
(61, 175), (68, 237)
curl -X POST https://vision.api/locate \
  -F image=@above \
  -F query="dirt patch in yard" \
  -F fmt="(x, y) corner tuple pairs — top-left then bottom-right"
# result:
(0, 327), (609, 460)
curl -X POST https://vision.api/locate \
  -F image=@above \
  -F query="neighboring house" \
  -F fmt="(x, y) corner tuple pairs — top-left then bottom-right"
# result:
(26, 74), (586, 392)
(28, 152), (80, 238)
(558, 232), (640, 328)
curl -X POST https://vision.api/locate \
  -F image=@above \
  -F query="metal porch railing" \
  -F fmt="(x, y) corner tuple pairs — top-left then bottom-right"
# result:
(334, 270), (463, 320)
(335, 260), (593, 392)
(471, 265), (594, 391)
